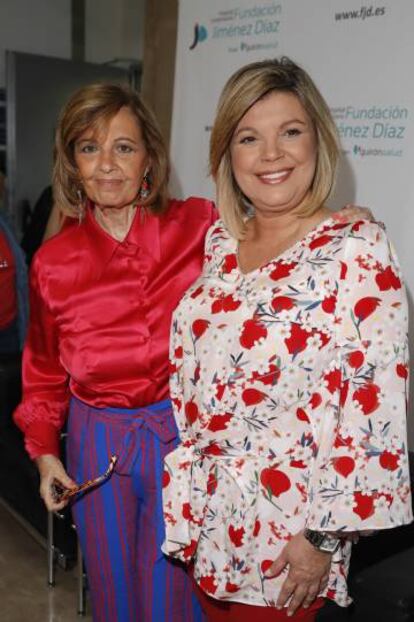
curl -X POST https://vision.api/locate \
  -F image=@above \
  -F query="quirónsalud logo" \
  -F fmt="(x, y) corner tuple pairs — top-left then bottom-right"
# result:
(189, 23), (208, 49)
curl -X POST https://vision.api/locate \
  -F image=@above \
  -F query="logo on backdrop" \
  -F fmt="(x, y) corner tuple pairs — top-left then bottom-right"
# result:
(331, 104), (408, 158)
(189, 23), (208, 50)
(188, 3), (282, 54)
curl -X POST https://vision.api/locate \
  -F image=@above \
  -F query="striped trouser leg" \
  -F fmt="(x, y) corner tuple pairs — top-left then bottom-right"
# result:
(67, 397), (205, 622)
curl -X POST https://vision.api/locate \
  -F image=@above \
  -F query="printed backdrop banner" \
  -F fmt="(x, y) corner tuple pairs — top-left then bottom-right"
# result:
(171, 0), (414, 328)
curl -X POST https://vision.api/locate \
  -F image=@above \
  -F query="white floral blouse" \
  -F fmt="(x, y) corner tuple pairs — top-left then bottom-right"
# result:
(162, 217), (412, 608)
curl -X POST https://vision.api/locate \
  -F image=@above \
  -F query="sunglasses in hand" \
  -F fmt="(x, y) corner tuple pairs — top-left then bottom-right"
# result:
(52, 455), (118, 503)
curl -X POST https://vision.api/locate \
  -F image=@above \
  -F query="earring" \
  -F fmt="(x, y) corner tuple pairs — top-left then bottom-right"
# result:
(139, 171), (151, 200)
(77, 189), (85, 224)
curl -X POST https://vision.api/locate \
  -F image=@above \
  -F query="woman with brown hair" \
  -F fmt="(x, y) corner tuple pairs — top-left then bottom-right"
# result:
(14, 83), (215, 622)
(162, 58), (412, 621)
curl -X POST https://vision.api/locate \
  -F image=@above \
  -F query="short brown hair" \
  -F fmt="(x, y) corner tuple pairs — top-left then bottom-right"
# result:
(53, 82), (170, 216)
(210, 57), (339, 238)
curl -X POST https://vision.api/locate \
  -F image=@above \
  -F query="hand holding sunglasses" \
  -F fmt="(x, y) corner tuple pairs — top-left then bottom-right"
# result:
(51, 455), (118, 503)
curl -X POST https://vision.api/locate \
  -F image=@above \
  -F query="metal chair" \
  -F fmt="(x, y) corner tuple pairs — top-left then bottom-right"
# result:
(47, 509), (87, 615)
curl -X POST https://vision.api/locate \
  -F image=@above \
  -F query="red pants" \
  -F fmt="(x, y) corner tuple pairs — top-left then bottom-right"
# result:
(192, 576), (324, 622)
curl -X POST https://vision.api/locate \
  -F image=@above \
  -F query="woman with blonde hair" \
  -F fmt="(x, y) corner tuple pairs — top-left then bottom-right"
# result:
(162, 58), (412, 621)
(14, 82), (215, 622)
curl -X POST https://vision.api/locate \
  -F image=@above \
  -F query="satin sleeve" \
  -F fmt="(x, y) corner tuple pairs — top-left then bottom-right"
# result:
(306, 221), (412, 531)
(13, 255), (69, 459)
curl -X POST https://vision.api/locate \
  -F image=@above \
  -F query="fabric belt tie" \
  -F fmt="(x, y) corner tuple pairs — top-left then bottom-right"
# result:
(115, 406), (177, 475)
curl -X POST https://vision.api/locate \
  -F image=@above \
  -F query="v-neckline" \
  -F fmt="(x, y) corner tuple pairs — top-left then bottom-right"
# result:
(235, 214), (336, 277)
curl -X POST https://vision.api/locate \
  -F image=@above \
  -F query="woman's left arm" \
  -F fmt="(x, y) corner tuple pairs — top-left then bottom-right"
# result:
(267, 221), (412, 615)
(306, 221), (412, 533)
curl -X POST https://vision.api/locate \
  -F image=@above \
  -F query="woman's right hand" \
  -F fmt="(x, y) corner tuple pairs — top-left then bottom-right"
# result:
(35, 454), (77, 512)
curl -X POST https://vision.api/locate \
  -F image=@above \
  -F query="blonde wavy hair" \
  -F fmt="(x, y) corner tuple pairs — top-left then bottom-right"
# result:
(53, 82), (170, 217)
(210, 57), (339, 239)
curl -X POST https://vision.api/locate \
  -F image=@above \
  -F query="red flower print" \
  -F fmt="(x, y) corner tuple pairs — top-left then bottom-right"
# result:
(260, 559), (274, 574)
(211, 299), (222, 314)
(290, 459), (307, 469)
(212, 294), (241, 314)
(354, 297), (381, 322)
(271, 296), (296, 313)
(174, 346), (183, 359)
(334, 434), (353, 449)
(203, 442), (224, 456)
(185, 400), (199, 425)
(340, 261), (348, 280)
(324, 369), (342, 394)
(348, 351), (364, 369)
(260, 467), (291, 497)
(193, 364), (200, 383)
(222, 253), (237, 274)
(332, 456), (355, 478)
(182, 539), (198, 560)
(239, 318), (267, 349)
(379, 450), (399, 471)
(296, 407), (310, 423)
(228, 525), (245, 547)
(225, 582), (240, 593)
(192, 319), (210, 339)
(242, 388), (267, 406)
(340, 379), (349, 407)
(284, 323), (310, 356)
(353, 492), (375, 520)
(190, 285), (204, 299)
(309, 235), (333, 250)
(222, 295), (241, 312)
(252, 364), (281, 386)
(309, 393), (322, 409)
(162, 470), (171, 488)
(269, 261), (298, 281)
(375, 266), (401, 291)
(199, 575), (217, 595)
(379, 492), (394, 508)
(253, 519), (261, 537)
(207, 470), (218, 495)
(207, 413), (232, 432)
(396, 363), (408, 379)
(316, 329), (330, 349)
(353, 383), (380, 415)
(182, 503), (202, 525)
(216, 383), (226, 400)
(321, 294), (337, 314)
(172, 397), (181, 411)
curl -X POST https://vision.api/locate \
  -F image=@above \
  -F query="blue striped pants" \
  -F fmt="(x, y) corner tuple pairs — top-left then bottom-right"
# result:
(67, 396), (205, 622)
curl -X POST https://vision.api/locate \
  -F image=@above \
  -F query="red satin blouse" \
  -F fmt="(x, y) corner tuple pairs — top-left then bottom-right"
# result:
(14, 197), (217, 459)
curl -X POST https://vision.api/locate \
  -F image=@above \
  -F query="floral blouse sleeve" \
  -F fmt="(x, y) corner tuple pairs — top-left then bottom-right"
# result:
(306, 221), (411, 531)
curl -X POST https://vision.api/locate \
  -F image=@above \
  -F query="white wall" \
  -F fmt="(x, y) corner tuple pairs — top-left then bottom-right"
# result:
(0, 0), (71, 87)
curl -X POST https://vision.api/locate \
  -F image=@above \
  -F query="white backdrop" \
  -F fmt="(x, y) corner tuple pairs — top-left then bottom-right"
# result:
(171, 1), (414, 445)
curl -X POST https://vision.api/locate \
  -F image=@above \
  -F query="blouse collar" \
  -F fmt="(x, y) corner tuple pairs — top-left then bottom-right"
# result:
(83, 204), (161, 266)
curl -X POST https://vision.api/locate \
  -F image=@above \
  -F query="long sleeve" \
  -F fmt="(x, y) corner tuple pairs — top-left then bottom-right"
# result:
(162, 317), (207, 562)
(306, 221), (412, 531)
(13, 255), (69, 459)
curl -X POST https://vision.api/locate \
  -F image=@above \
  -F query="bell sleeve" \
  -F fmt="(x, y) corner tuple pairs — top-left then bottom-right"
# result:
(13, 255), (69, 459)
(306, 221), (412, 532)
(162, 309), (206, 562)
